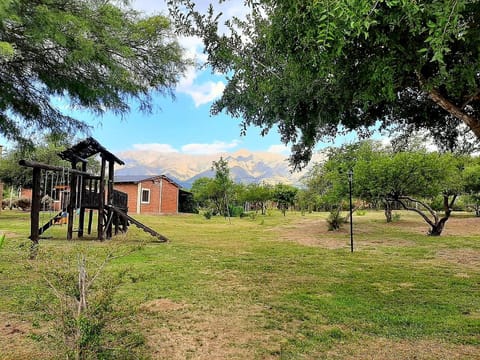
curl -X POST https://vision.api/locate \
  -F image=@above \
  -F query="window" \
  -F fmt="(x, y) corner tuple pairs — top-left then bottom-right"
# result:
(141, 188), (150, 204)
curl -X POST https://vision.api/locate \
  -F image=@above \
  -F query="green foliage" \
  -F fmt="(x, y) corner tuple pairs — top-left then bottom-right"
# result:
(304, 140), (475, 234)
(0, 133), (99, 188)
(0, 233), (5, 250)
(44, 253), (146, 359)
(1, 0), (188, 146)
(326, 207), (345, 231)
(237, 182), (272, 215)
(356, 209), (366, 216)
(272, 183), (298, 216)
(228, 204), (244, 218)
(203, 209), (212, 220)
(169, 0), (480, 167)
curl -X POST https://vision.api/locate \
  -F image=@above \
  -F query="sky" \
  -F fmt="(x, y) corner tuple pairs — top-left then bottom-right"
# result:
(2, 0), (357, 156)
(64, 0), (296, 156)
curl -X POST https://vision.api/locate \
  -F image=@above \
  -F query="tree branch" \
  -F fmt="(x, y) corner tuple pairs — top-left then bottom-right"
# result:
(428, 88), (480, 138)
(392, 195), (436, 227)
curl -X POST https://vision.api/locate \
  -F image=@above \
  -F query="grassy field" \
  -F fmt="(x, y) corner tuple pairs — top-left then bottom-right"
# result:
(0, 209), (479, 359)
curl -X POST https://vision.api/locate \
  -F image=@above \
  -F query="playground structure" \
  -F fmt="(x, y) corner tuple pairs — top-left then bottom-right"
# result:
(20, 137), (168, 244)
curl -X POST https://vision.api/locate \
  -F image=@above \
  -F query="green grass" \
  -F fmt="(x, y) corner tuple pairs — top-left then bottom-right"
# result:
(0, 209), (479, 359)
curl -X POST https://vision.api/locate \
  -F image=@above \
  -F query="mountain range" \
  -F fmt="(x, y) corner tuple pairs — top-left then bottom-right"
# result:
(115, 149), (325, 189)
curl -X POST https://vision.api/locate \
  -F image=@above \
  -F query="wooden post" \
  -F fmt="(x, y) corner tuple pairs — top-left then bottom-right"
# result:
(114, 212), (120, 235)
(106, 160), (114, 239)
(87, 209), (93, 235)
(67, 162), (77, 240)
(97, 157), (106, 240)
(30, 167), (41, 244)
(77, 163), (87, 238)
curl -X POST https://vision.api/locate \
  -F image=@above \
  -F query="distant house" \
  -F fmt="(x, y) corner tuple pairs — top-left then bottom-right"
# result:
(114, 175), (181, 215)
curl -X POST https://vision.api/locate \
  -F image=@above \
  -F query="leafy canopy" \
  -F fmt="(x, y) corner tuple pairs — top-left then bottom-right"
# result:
(1, 0), (188, 147)
(169, 0), (480, 168)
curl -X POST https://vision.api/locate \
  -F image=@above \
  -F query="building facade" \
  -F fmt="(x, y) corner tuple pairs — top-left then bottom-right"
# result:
(114, 175), (179, 214)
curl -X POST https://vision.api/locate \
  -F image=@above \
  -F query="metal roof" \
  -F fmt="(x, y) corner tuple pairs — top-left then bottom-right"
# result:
(114, 174), (180, 187)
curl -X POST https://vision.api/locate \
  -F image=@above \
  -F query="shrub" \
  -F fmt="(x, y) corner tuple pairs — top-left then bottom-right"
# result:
(16, 197), (31, 210)
(203, 209), (212, 219)
(327, 207), (345, 231)
(229, 205), (244, 217)
(356, 209), (366, 216)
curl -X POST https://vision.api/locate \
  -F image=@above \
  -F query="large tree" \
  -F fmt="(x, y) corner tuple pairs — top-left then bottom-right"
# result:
(0, 133), (99, 188)
(1, 0), (188, 146)
(304, 141), (467, 236)
(169, 0), (480, 168)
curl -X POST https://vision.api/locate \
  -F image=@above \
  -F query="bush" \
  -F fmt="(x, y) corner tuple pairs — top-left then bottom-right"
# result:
(16, 197), (31, 210)
(392, 213), (401, 222)
(356, 209), (366, 216)
(203, 209), (212, 219)
(1, 199), (9, 209)
(327, 207), (345, 231)
(229, 205), (244, 217)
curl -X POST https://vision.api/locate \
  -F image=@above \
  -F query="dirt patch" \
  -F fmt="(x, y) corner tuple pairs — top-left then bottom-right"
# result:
(436, 248), (480, 269)
(0, 313), (50, 360)
(273, 218), (348, 249)
(326, 337), (480, 359)
(139, 304), (282, 360)
(273, 217), (414, 249)
(271, 214), (479, 250)
(440, 217), (480, 236)
(140, 299), (185, 312)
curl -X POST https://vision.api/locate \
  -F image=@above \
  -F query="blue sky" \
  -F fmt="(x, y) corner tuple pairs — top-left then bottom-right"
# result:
(93, 0), (296, 155)
(2, 0), (357, 155)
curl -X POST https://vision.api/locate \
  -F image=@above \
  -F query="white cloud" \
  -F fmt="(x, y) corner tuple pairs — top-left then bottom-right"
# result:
(267, 144), (290, 154)
(129, 1), (238, 107)
(185, 80), (226, 107)
(181, 140), (241, 154)
(176, 36), (226, 107)
(130, 1), (167, 14)
(132, 143), (179, 153)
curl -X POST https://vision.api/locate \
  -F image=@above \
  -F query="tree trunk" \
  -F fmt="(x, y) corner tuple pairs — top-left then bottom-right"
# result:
(428, 194), (456, 236)
(383, 200), (392, 223)
(428, 88), (480, 140)
(428, 217), (448, 236)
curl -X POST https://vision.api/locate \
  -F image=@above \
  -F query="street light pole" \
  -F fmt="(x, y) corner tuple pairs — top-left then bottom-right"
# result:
(348, 169), (354, 252)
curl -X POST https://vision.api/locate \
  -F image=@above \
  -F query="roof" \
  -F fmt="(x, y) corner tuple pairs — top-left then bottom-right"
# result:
(58, 137), (124, 165)
(114, 174), (180, 187)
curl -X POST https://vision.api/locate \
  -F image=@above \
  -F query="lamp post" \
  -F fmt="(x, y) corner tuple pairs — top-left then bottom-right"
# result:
(348, 169), (354, 252)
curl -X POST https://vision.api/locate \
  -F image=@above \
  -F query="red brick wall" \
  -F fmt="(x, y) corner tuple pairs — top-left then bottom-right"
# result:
(20, 188), (32, 199)
(114, 177), (178, 215)
(139, 179), (161, 214)
(161, 179), (178, 214)
(114, 183), (138, 213)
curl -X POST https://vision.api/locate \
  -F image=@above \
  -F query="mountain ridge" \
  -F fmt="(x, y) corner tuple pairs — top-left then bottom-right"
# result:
(115, 149), (324, 189)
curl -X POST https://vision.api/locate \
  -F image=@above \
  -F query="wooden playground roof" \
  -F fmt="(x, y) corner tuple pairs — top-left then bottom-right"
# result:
(58, 137), (124, 165)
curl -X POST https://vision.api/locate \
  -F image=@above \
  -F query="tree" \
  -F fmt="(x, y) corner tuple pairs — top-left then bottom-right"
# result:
(305, 141), (467, 235)
(238, 182), (272, 215)
(463, 161), (480, 216)
(358, 151), (464, 235)
(0, 134), (84, 188)
(272, 183), (297, 216)
(190, 177), (216, 209)
(1, 0), (188, 146)
(212, 157), (234, 218)
(169, 0), (480, 168)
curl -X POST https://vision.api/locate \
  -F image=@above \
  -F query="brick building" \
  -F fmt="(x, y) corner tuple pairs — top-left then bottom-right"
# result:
(114, 175), (180, 214)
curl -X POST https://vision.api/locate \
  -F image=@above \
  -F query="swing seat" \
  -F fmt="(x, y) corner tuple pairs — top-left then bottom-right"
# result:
(54, 213), (68, 225)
